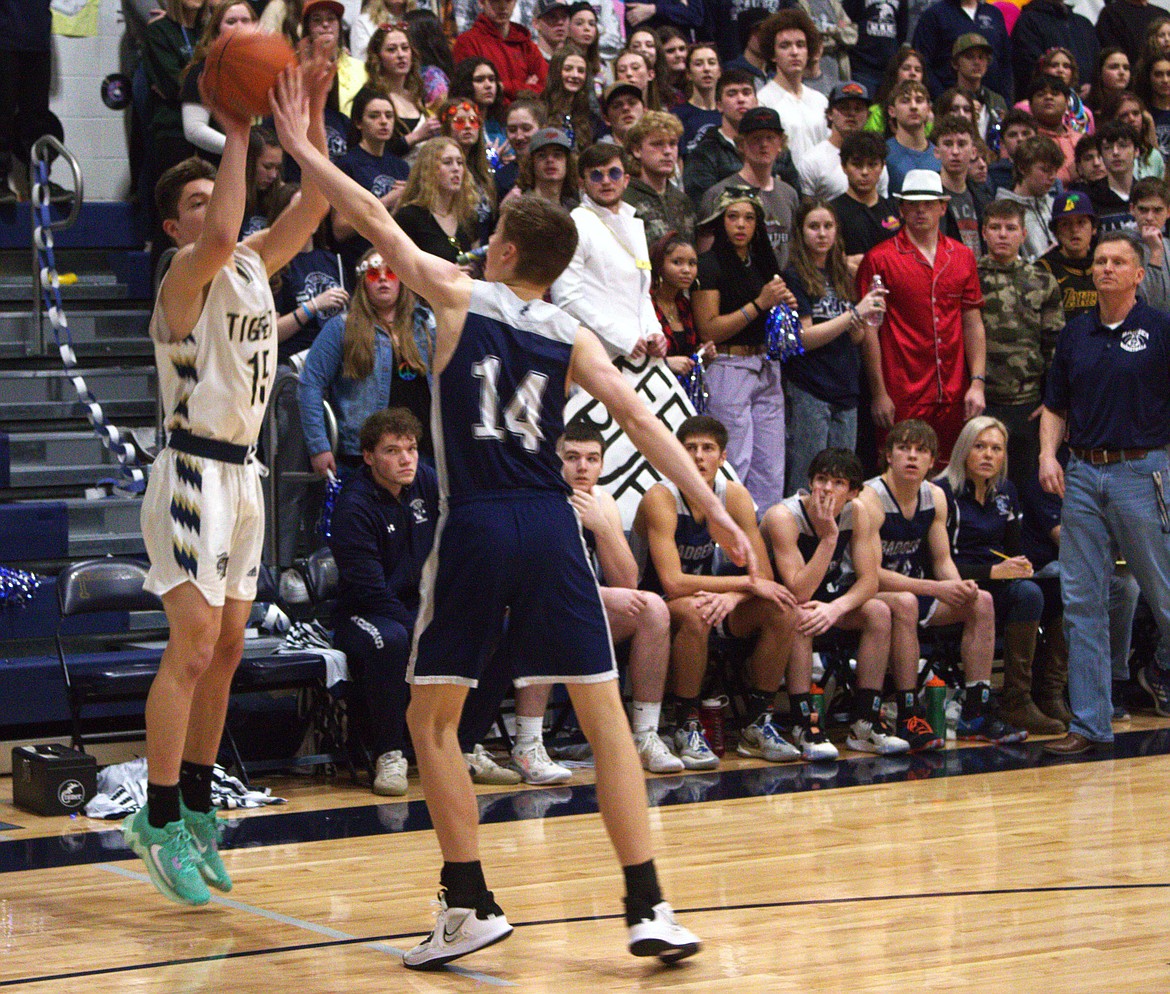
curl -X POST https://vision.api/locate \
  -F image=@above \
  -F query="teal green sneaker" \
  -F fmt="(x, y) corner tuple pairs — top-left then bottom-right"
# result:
(122, 805), (211, 907)
(181, 802), (233, 893)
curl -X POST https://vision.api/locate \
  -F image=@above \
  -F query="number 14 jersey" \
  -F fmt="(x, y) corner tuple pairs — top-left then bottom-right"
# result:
(151, 244), (277, 447)
(435, 281), (579, 499)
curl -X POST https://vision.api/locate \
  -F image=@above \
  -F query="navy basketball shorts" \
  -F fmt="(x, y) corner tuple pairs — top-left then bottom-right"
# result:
(408, 492), (617, 688)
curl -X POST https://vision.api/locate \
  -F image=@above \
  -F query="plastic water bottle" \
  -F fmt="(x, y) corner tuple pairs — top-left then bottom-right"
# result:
(925, 675), (947, 739)
(866, 274), (886, 326)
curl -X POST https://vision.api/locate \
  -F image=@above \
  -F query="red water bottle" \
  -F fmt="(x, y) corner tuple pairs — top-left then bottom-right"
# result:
(699, 695), (728, 756)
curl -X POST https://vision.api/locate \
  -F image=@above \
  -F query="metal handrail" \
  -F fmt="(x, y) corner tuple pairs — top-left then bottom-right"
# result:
(30, 135), (83, 348)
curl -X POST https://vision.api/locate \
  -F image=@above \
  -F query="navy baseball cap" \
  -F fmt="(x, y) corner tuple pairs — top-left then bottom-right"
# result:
(829, 80), (870, 106)
(1049, 190), (1096, 231)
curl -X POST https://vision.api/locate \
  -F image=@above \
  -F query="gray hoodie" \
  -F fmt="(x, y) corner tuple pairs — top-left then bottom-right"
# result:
(994, 188), (1055, 263)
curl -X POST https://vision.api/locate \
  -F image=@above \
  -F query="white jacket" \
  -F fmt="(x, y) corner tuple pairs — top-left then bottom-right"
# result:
(551, 197), (659, 360)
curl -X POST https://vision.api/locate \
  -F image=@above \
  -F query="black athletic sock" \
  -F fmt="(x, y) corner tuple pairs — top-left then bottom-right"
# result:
(179, 760), (215, 814)
(852, 688), (883, 724)
(899, 691), (919, 721)
(789, 692), (814, 728)
(623, 859), (663, 925)
(674, 695), (701, 724)
(146, 782), (181, 828)
(746, 688), (774, 725)
(441, 860), (488, 909)
(962, 683), (992, 719)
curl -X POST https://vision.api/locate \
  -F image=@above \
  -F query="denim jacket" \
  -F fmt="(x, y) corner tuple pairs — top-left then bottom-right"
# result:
(297, 305), (436, 458)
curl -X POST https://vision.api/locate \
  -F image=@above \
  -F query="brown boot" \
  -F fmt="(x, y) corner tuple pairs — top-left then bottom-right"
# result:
(1035, 623), (1075, 727)
(1000, 622), (1068, 735)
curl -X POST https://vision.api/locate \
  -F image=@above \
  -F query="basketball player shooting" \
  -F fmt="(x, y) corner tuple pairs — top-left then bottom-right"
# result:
(271, 67), (755, 969)
(122, 52), (335, 907)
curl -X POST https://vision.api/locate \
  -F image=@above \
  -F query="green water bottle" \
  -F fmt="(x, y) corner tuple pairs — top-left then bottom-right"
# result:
(810, 684), (825, 724)
(925, 676), (947, 738)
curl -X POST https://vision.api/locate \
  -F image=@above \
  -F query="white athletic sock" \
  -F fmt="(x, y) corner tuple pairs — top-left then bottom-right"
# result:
(629, 700), (662, 736)
(514, 715), (545, 744)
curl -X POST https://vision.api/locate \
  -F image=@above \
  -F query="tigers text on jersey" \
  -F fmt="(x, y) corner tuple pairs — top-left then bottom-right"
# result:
(151, 244), (278, 448)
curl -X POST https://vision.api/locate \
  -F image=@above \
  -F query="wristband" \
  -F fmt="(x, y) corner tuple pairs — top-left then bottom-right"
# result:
(293, 308), (305, 327)
(970, 374), (986, 382)
(750, 299), (760, 314)
(740, 306), (752, 322)
(300, 303), (315, 323)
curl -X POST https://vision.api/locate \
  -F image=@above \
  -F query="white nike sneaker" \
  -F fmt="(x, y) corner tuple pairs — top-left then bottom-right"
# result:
(372, 749), (408, 796)
(634, 729), (686, 774)
(628, 901), (701, 963)
(403, 892), (514, 971)
(510, 737), (573, 785)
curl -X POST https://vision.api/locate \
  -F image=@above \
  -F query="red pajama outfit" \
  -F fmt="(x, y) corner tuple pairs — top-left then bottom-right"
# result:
(856, 229), (983, 461)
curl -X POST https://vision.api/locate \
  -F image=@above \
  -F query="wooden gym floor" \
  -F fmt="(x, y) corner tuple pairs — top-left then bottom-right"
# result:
(2, 718), (1170, 992)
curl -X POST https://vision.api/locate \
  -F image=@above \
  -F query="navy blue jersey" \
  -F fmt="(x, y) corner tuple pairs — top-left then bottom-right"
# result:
(779, 493), (856, 601)
(638, 478), (726, 595)
(434, 282), (578, 500)
(867, 475), (936, 579)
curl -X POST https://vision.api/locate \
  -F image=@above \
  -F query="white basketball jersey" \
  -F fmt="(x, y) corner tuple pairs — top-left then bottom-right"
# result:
(151, 244), (278, 447)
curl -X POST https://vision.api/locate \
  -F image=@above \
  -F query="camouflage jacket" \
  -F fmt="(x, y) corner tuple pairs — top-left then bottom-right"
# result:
(622, 178), (697, 249)
(978, 255), (1064, 406)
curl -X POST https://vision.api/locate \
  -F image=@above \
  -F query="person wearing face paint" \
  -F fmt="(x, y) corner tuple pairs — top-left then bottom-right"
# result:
(299, 248), (436, 476)
(438, 97), (500, 242)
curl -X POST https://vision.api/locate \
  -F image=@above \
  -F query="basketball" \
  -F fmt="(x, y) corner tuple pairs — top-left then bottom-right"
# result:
(200, 27), (296, 120)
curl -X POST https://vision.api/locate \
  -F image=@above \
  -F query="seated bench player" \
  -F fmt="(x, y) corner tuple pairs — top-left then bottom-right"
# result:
(762, 448), (910, 755)
(633, 415), (804, 767)
(509, 419), (685, 783)
(857, 419), (1025, 745)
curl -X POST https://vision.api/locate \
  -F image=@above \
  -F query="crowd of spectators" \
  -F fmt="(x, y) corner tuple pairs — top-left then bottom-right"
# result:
(115, 0), (1170, 786)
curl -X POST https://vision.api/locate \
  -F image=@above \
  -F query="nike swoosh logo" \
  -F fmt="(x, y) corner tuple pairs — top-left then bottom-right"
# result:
(443, 919), (465, 943)
(150, 843), (179, 878)
(190, 834), (209, 855)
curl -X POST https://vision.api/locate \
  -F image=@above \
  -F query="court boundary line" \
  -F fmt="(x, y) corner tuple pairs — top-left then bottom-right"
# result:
(4, 878), (1168, 988)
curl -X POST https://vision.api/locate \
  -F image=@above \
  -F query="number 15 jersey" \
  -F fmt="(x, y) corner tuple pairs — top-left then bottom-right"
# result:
(435, 281), (579, 500)
(151, 244), (277, 448)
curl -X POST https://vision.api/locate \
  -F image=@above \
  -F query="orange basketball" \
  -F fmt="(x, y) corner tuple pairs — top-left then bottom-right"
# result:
(201, 27), (297, 119)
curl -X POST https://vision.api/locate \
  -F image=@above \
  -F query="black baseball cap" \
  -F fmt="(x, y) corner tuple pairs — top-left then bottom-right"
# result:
(738, 106), (785, 135)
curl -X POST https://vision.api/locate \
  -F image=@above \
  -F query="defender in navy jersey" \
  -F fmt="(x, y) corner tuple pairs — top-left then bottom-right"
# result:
(633, 416), (806, 769)
(272, 68), (754, 972)
(124, 57), (337, 908)
(858, 420), (1025, 744)
(762, 449), (916, 754)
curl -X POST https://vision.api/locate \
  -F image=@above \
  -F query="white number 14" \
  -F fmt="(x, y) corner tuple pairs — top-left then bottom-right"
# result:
(471, 356), (549, 453)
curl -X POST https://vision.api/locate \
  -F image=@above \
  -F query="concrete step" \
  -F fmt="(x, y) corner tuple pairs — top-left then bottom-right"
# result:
(6, 429), (121, 488)
(0, 308), (152, 358)
(0, 366), (157, 426)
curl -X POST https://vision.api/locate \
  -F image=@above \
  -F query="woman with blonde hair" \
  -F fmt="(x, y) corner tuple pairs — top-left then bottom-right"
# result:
(394, 136), (480, 265)
(364, 22), (441, 159)
(298, 246), (435, 475)
(438, 97), (498, 241)
(935, 416), (1065, 736)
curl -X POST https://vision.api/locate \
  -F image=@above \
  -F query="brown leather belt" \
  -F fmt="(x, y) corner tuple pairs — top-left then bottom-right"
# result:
(1070, 447), (1150, 465)
(715, 344), (767, 357)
